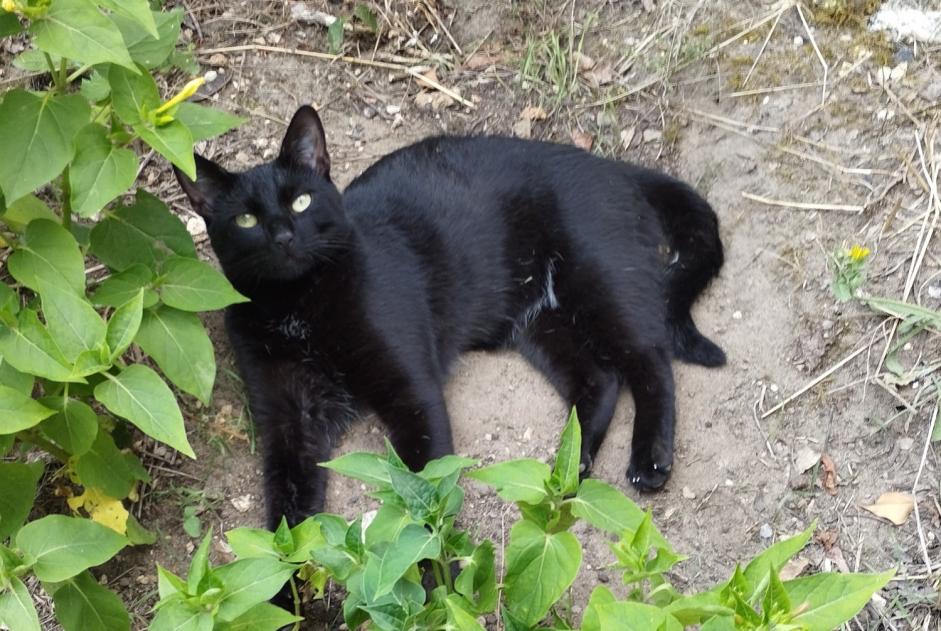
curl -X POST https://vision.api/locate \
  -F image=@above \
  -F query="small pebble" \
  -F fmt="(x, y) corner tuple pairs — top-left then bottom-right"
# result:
(682, 486), (696, 499)
(759, 523), (773, 540)
(230, 494), (252, 513)
(386, 104), (401, 115)
(897, 437), (914, 451)
(363, 106), (377, 119)
(484, 433), (493, 441)
(732, 310), (743, 320)
(928, 285), (941, 299)
(793, 35), (804, 46)
(522, 427), (533, 441)
(204, 69), (218, 82)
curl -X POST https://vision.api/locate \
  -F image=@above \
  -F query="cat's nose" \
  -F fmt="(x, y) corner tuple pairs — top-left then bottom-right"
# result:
(273, 228), (294, 247)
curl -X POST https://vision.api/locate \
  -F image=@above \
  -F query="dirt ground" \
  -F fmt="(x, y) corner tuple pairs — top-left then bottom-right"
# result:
(21, 0), (941, 628)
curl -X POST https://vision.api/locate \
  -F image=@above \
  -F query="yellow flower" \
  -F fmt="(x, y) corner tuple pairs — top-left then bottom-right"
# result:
(2, 0), (17, 13)
(848, 244), (871, 262)
(153, 77), (205, 116)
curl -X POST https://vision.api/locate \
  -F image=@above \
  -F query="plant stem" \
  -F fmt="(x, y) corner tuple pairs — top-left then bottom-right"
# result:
(61, 167), (72, 229)
(432, 559), (446, 590)
(58, 57), (68, 92)
(17, 430), (70, 463)
(289, 576), (301, 630)
(43, 52), (58, 87)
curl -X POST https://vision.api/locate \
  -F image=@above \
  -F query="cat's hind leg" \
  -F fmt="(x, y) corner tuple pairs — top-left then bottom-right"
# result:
(518, 310), (620, 477)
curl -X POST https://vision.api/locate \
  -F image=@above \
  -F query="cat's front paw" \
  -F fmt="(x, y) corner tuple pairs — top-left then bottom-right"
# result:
(626, 445), (672, 491)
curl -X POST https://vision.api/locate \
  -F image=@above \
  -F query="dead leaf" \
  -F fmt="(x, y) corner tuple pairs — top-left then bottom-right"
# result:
(418, 67), (439, 90)
(519, 105), (548, 122)
(863, 491), (915, 525)
(571, 129), (593, 151)
(779, 557), (810, 581)
(825, 545), (850, 573)
(585, 63), (615, 88)
(815, 529), (838, 550)
(574, 51), (595, 71)
(67, 488), (129, 535)
(463, 50), (503, 70)
(512, 118), (532, 139)
(620, 127), (636, 149)
(794, 446), (821, 473)
(820, 453), (837, 495)
(414, 91), (454, 111)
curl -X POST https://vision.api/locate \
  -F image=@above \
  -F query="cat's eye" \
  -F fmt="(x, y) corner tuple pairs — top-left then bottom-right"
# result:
(235, 213), (257, 228)
(291, 193), (311, 213)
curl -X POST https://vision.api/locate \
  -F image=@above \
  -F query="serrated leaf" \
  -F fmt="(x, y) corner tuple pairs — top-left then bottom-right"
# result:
(16, 514), (127, 582)
(503, 519), (581, 626)
(467, 458), (550, 504)
(40, 396), (98, 455)
(0, 576), (40, 631)
(112, 8), (181, 69)
(0, 461), (43, 538)
(213, 558), (297, 622)
(134, 305), (214, 404)
(0, 91), (90, 203)
(787, 570), (894, 630)
(53, 570), (130, 631)
(94, 363), (194, 458)
(157, 256), (248, 311)
(31, 0), (136, 70)
(0, 384), (56, 434)
(90, 190), (195, 272)
(91, 264), (159, 308)
(8, 218), (86, 296)
(107, 290), (144, 360)
(134, 120), (195, 178)
(174, 102), (245, 142)
(69, 123), (138, 217)
(0, 308), (77, 382)
(107, 63), (160, 126)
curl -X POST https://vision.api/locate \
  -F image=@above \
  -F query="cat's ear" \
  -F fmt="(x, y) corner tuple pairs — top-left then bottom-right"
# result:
(278, 105), (331, 180)
(173, 155), (233, 219)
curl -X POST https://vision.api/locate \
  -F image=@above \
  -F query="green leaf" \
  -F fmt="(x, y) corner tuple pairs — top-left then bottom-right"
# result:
(39, 283), (108, 362)
(53, 570), (130, 631)
(364, 504), (412, 547)
(0, 12), (23, 37)
(134, 305), (215, 404)
(112, 8), (181, 69)
(567, 478), (657, 540)
(94, 363), (194, 457)
(126, 512), (156, 545)
(327, 17), (345, 54)
(321, 451), (393, 487)
(761, 568), (790, 623)
(91, 191), (196, 272)
(216, 603), (303, 631)
(226, 527), (277, 560)
(157, 256), (248, 311)
(107, 63), (160, 126)
(743, 522), (815, 598)
(174, 103), (245, 142)
(0, 91), (90, 203)
(503, 520), (582, 626)
(213, 558), (297, 622)
(187, 530), (213, 595)
(13, 48), (63, 72)
(31, 0), (137, 70)
(107, 290), (144, 360)
(8, 218), (86, 296)
(40, 397), (98, 455)
(454, 540), (497, 613)
(156, 564), (187, 600)
(16, 515), (127, 582)
(69, 123), (138, 217)
(590, 601), (683, 631)
(73, 430), (149, 499)
(418, 454), (477, 480)
(134, 120), (196, 178)
(149, 600), (213, 631)
(444, 595), (486, 631)
(467, 458), (550, 504)
(288, 518), (325, 563)
(787, 570), (894, 630)
(0, 194), (58, 232)
(80, 71), (112, 102)
(90, 190), (196, 272)
(0, 384), (56, 435)
(0, 357), (33, 395)
(0, 576), (40, 631)
(0, 308), (76, 382)
(95, 0), (157, 37)
(375, 524), (441, 597)
(389, 466), (439, 520)
(354, 4), (378, 32)
(0, 461), (43, 538)
(551, 407), (581, 495)
(91, 264), (159, 308)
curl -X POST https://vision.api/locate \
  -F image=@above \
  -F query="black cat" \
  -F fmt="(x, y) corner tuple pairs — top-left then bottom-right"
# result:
(175, 105), (725, 529)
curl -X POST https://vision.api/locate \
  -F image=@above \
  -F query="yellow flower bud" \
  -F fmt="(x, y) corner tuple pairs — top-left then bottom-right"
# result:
(848, 244), (870, 262)
(153, 77), (205, 115)
(2, 0), (17, 13)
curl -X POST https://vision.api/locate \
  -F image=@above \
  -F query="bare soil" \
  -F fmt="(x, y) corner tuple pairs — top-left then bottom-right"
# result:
(25, 0), (941, 628)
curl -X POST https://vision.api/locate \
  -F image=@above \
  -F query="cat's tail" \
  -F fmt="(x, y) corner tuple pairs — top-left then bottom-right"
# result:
(642, 174), (726, 367)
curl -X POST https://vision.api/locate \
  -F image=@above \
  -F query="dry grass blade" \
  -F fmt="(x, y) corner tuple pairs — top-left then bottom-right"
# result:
(795, 3), (827, 105)
(742, 191), (863, 213)
(762, 345), (869, 418)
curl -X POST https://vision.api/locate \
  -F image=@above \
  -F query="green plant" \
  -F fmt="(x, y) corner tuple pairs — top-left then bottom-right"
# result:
(0, 1), (246, 628)
(520, 22), (591, 102)
(830, 243), (870, 301)
(160, 412), (894, 630)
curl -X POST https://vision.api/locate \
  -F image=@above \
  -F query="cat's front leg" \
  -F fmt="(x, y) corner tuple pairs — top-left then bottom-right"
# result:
(623, 346), (676, 491)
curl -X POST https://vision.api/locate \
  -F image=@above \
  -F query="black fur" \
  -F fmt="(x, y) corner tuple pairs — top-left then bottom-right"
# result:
(175, 106), (725, 528)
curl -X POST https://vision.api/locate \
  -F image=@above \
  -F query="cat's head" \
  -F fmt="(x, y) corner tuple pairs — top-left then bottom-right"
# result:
(174, 105), (350, 294)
